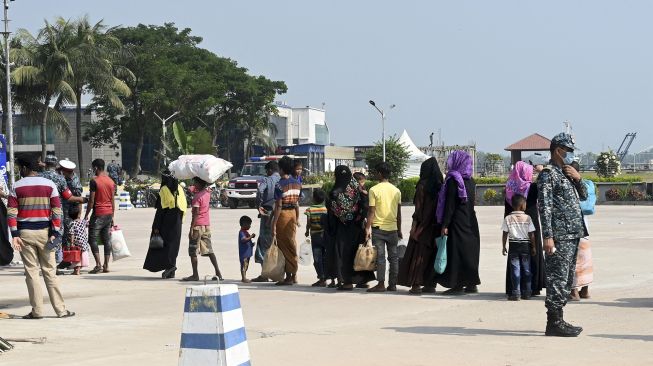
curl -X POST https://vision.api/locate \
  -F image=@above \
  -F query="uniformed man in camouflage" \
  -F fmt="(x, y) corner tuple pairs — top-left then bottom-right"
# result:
(39, 155), (85, 266)
(537, 133), (588, 337)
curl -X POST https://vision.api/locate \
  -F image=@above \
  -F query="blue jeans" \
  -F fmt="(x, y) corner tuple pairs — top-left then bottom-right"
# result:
(311, 233), (326, 280)
(508, 241), (532, 297)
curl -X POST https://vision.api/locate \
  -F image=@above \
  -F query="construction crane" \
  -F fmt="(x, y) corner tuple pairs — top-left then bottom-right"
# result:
(616, 132), (637, 162)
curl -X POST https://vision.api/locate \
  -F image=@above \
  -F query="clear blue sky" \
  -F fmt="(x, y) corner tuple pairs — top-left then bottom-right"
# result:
(10, 0), (653, 154)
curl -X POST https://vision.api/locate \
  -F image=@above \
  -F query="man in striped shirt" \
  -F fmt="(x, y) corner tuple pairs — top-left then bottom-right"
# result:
(8, 156), (75, 319)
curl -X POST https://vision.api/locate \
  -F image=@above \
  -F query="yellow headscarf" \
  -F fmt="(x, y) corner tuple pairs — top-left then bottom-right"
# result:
(159, 184), (187, 218)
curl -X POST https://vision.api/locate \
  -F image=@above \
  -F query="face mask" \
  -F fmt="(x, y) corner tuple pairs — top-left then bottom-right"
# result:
(562, 151), (575, 165)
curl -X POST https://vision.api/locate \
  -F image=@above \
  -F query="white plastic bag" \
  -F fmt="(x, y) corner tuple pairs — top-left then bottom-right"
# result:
(298, 239), (313, 266)
(110, 226), (131, 261)
(169, 155), (232, 183)
(397, 239), (407, 260)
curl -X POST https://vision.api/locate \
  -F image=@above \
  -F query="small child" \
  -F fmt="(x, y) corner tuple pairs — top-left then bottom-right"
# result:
(183, 177), (223, 282)
(304, 189), (331, 287)
(293, 160), (304, 184)
(238, 216), (256, 283)
(68, 205), (89, 275)
(353, 172), (367, 195)
(502, 194), (536, 301)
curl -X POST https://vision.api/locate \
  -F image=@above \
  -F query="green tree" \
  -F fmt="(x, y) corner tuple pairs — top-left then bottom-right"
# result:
(172, 120), (214, 156)
(365, 135), (410, 183)
(86, 23), (286, 175)
(68, 16), (133, 174)
(86, 24), (225, 175)
(12, 18), (78, 160)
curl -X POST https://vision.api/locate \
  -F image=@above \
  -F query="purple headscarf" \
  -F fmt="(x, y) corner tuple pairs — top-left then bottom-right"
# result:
(505, 161), (533, 205)
(436, 150), (473, 224)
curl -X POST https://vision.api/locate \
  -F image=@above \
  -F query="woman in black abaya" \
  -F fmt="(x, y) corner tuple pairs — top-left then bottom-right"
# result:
(144, 171), (186, 278)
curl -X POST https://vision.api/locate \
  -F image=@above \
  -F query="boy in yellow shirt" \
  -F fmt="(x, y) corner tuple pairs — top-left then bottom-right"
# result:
(365, 162), (402, 292)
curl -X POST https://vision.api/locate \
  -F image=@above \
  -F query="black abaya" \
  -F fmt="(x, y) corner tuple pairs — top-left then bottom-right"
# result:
(327, 209), (375, 286)
(397, 183), (441, 287)
(143, 197), (183, 272)
(0, 201), (12, 266)
(434, 178), (481, 289)
(504, 182), (545, 295)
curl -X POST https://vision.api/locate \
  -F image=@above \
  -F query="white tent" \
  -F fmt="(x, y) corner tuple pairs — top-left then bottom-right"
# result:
(398, 130), (430, 178)
(398, 130), (430, 162)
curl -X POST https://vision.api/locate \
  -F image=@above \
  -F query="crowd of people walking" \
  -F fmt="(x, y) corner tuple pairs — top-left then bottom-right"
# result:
(1, 132), (596, 337)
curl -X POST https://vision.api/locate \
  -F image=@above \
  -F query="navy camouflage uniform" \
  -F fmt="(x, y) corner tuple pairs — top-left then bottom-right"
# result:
(255, 172), (280, 264)
(537, 134), (588, 312)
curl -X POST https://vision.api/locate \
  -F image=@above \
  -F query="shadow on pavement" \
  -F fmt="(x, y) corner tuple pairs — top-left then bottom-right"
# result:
(384, 326), (542, 337)
(579, 298), (653, 309)
(590, 334), (653, 342)
(81, 275), (165, 281)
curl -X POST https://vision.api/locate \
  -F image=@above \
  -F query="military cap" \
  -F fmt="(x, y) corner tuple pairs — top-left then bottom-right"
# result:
(550, 133), (576, 150)
(44, 154), (58, 164)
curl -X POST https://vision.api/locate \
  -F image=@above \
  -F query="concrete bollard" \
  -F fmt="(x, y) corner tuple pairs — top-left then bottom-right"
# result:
(179, 284), (251, 366)
(118, 192), (134, 210)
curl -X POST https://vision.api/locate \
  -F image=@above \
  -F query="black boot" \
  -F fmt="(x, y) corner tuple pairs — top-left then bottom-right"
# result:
(558, 309), (583, 334)
(545, 310), (580, 337)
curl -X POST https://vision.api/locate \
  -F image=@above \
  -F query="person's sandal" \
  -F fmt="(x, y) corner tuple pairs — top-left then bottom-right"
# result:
(58, 310), (76, 318)
(89, 266), (102, 274)
(22, 312), (43, 320)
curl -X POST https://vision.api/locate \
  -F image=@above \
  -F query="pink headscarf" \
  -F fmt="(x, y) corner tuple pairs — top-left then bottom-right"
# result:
(505, 161), (533, 205)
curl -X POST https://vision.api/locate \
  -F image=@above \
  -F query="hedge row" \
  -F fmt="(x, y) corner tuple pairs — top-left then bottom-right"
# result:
(320, 177), (420, 203)
(474, 176), (644, 184)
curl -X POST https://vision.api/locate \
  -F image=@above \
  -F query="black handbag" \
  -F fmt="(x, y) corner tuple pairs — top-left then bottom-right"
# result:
(149, 234), (164, 249)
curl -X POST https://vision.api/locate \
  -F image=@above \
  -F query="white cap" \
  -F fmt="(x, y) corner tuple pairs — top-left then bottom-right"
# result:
(59, 159), (76, 171)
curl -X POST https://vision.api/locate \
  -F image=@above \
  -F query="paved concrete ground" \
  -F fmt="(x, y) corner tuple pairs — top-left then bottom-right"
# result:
(1, 206), (652, 366)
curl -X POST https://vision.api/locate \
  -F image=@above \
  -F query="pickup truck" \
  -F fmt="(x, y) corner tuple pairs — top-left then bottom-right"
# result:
(225, 161), (267, 209)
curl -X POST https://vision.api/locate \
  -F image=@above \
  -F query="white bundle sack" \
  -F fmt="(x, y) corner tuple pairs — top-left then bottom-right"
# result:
(169, 155), (233, 182)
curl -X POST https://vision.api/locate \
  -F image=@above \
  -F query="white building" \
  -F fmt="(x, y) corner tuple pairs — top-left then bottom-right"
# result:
(269, 102), (330, 146)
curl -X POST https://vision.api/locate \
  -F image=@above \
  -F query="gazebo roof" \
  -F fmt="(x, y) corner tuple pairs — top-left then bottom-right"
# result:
(505, 133), (551, 151)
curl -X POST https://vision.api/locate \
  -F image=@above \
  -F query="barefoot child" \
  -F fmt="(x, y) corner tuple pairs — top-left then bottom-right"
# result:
(68, 205), (89, 275)
(502, 194), (536, 301)
(238, 216), (256, 283)
(182, 177), (223, 281)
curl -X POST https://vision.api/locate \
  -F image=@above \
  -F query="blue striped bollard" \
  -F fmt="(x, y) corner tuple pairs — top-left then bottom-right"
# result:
(179, 284), (251, 366)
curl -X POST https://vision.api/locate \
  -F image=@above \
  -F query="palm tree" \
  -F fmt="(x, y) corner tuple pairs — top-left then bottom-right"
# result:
(12, 18), (77, 160)
(250, 120), (278, 156)
(69, 16), (132, 173)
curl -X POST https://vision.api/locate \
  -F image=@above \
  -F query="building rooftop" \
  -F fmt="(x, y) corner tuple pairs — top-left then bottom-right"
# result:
(505, 133), (551, 151)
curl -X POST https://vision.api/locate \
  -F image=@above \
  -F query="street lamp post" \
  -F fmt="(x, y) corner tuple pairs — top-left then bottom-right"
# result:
(369, 100), (395, 162)
(2, 0), (15, 187)
(154, 111), (180, 166)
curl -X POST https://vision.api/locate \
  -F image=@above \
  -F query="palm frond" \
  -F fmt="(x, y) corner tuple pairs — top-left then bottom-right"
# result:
(47, 107), (71, 138)
(11, 65), (41, 85)
(55, 80), (77, 104)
